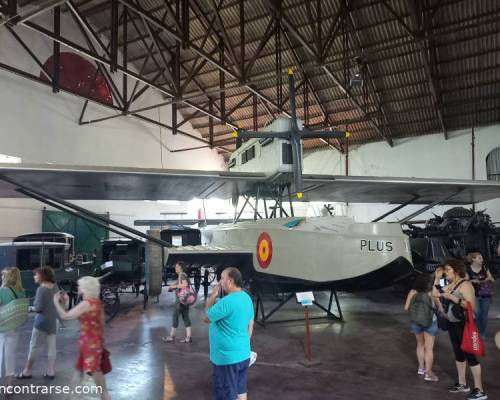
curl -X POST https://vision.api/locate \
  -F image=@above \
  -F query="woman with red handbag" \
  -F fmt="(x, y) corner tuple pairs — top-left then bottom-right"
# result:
(162, 261), (192, 343)
(53, 277), (111, 400)
(438, 259), (487, 400)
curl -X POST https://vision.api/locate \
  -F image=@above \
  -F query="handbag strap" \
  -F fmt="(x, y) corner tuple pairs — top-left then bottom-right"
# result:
(179, 273), (192, 289)
(451, 279), (466, 294)
(464, 301), (474, 322)
(8, 287), (18, 300)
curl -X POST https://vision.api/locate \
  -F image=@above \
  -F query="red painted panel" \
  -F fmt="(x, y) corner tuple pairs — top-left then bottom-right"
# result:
(41, 52), (112, 105)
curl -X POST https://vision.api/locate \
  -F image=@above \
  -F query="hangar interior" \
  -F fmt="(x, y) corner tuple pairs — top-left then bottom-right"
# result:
(0, 0), (500, 399)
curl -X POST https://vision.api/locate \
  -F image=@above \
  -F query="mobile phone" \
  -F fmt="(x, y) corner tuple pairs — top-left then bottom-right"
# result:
(439, 278), (446, 287)
(434, 284), (444, 293)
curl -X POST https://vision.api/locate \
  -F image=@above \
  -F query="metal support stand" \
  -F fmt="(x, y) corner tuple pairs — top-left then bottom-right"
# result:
(254, 290), (343, 326)
(298, 306), (322, 368)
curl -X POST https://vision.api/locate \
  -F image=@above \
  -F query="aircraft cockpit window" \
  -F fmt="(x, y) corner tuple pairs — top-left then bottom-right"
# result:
(259, 137), (273, 147)
(282, 143), (293, 164)
(246, 146), (255, 162)
(284, 218), (305, 228)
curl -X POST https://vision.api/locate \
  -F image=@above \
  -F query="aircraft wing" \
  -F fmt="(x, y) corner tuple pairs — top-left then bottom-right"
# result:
(301, 174), (500, 205)
(1, 163), (500, 205)
(0, 163), (266, 201)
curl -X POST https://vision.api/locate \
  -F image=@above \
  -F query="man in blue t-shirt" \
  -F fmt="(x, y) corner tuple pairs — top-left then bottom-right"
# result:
(205, 267), (254, 400)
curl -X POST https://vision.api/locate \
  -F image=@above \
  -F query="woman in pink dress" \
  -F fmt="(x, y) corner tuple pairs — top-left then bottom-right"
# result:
(53, 276), (111, 400)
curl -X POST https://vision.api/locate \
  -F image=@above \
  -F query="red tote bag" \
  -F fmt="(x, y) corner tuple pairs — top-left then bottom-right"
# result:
(101, 348), (112, 375)
(461, 302), (485, 357)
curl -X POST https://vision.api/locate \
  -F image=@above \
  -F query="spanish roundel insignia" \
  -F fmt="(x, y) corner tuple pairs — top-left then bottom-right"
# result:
(256, 232), (273, 269)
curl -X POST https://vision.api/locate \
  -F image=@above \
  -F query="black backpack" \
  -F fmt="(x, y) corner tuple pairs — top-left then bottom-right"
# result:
(409, 292), (433, 328)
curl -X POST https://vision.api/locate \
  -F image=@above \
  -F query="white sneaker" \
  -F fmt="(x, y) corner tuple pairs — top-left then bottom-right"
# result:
(424, 373), (439, 382)
(417, 367), (426, 375)
(249, 351), (257, 367)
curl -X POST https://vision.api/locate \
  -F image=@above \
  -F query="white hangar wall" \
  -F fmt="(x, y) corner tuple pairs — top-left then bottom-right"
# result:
(303, 125), (500, 222)
(0, 12), (225, 240)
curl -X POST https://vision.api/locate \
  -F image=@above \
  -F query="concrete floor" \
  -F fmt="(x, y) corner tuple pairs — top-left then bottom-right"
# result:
(4, 285), (500, 400)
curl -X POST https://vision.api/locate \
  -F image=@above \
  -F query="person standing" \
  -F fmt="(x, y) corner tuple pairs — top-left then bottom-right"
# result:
(205, 267), (254, 400)
(53, 276), (111, 400)
(404, 274), (439, 381)
(0, 267), (27, 389)
(466, 252), (494, 338)
(162, 261), (192, 343)
(17, 266), (59, 379)
(437, 259), (487, 400)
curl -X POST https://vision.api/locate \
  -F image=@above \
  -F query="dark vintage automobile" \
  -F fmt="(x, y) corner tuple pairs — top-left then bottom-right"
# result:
(0, 232), (120, 321)
(0, 240), (73, 298)
(98, 238), (164, 312)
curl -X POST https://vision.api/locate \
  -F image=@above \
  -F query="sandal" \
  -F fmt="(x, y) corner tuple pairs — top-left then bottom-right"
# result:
(180, 337), (192, 343)
(162, 336), (175, 342)
(16, 372), (32, 379)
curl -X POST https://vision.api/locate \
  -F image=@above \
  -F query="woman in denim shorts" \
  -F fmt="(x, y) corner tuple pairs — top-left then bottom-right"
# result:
(405, 274), (439, 382)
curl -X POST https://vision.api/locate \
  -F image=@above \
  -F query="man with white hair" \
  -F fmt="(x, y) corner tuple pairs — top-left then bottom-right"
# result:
(205, 267), (254, 400)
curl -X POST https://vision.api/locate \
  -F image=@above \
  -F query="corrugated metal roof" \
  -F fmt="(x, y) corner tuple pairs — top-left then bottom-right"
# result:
(18, 0), (499, 154)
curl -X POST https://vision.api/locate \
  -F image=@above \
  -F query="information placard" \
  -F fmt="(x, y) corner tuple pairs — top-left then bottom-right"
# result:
(296, 291), (314, 306)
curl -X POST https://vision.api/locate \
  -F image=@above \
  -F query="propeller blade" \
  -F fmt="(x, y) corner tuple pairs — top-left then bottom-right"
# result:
(287, 69), (297, 128)
(299, 130), (350, 139)
(291, 136), (303, 200)
(232, 130), (290, 140)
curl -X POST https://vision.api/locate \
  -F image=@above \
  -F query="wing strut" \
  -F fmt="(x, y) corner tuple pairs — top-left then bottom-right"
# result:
(0, 175), (172, 247)
(398, 190), (464, 224)
(372, 196), (420, 222)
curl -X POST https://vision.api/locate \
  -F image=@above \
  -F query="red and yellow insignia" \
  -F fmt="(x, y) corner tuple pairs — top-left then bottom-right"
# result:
(256, 232), (273, 269)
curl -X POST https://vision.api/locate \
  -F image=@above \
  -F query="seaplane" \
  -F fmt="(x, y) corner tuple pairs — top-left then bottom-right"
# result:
(1, 70), (500, 323)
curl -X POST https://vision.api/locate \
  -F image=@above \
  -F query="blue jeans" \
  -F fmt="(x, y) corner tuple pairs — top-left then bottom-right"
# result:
(475, 296), (491, 337)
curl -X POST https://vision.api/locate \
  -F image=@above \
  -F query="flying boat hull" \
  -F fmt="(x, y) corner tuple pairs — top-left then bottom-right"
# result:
(167, 216), (414, 293)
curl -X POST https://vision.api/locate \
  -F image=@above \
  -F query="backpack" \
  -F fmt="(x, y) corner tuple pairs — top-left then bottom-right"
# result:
(175, 273), (197, 306)
(409, 292), (433, 328)
(177, 286), (197, 306)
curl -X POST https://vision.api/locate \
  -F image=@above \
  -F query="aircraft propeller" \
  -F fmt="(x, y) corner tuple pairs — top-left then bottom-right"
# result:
(232, 69), (349, 199)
